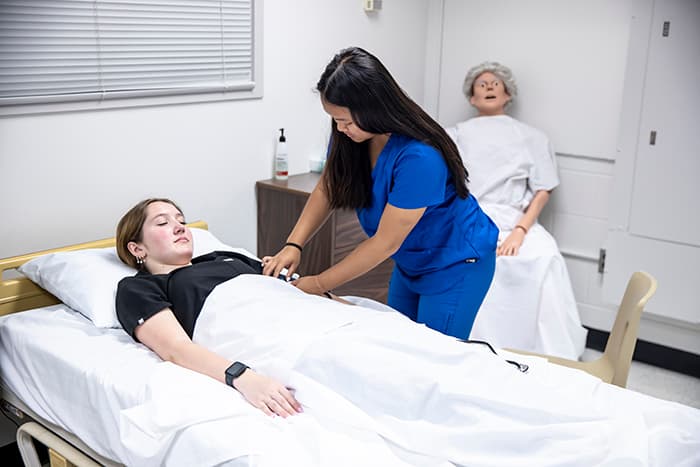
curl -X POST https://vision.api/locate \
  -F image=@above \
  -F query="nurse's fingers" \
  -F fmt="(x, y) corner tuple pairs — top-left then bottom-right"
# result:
(261, 261), (274, 276)
(273, 264), (287, 279)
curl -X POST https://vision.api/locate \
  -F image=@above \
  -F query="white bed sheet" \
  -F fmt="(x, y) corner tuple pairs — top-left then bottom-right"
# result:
(0, 305), (154, 463)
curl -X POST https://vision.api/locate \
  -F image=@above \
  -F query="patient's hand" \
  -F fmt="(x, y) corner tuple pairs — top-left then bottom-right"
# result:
(233, 370), (303, 418)
(497, 229), (525, 256)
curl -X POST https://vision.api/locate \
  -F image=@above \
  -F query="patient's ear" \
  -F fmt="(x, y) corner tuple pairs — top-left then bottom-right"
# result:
(127, 241), (144, 257)
(469, 95), (476, 107)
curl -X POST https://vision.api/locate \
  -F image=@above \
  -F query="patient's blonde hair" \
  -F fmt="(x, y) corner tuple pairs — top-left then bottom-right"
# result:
(462, 61), (518, 108)
(116, 198), (183, 269)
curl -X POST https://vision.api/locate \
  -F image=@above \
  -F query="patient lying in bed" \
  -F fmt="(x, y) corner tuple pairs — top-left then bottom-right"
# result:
(103, 198), (700, 466)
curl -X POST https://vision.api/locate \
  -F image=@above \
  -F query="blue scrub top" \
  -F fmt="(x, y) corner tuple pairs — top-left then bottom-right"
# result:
(357, 133), (498, 294)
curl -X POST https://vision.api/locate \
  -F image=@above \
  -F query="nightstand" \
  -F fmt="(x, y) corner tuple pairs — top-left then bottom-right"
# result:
(256, 172), (393, 302)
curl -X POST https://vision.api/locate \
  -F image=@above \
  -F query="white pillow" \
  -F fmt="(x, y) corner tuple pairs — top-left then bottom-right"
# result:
(18, 246), (133, 328)
(191, 228), (260, 262)
(18, 228), (258, 328)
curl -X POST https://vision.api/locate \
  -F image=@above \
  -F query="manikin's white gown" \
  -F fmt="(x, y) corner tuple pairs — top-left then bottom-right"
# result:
(447, 115), (587, 359)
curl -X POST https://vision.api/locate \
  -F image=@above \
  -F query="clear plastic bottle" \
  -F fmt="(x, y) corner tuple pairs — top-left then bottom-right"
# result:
(274, 128), (288, 180)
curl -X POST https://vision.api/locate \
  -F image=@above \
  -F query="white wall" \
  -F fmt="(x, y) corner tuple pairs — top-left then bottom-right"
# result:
(435, 0), (631, 160)
(0, 0), (431, 259)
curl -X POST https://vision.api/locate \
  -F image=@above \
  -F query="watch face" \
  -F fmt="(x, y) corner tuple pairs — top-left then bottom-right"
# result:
(225, 361), (249, 386)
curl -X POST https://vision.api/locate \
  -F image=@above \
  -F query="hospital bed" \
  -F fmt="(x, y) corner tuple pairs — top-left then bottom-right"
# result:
(1, 223), (699, 467)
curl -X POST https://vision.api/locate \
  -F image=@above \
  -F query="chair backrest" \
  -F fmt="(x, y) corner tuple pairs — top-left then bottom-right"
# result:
(604, 271), (658, 387)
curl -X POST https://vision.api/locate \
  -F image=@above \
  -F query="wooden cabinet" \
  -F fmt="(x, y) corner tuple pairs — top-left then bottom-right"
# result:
(256, 173), (393, 302)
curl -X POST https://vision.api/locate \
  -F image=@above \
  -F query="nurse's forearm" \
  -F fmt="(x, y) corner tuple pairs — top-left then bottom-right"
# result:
(316, 235), (397, 291)
(314, 203), (422, 291)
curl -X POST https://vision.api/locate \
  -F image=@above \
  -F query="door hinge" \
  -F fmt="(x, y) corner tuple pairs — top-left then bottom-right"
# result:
(598, 248), (606, 274)
(662, 21), (670, 37)
(650, 130), (657, 145)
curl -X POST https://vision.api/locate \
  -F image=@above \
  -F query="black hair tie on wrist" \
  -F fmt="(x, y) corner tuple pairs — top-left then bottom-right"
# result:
(284, 242), (303, 253)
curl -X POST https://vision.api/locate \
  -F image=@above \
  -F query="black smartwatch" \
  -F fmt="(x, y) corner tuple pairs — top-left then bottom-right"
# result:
(225, 361), (250, 387)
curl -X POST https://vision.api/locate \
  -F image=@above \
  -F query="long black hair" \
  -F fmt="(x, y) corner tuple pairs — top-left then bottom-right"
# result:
(317, 46), (469, 209)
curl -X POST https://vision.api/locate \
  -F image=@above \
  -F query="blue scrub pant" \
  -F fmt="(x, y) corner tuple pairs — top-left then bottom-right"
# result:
(387, 252), (496, 340)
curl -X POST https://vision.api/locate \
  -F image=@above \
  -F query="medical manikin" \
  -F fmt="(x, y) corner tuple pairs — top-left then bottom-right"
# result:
(446, 61), (587, 359)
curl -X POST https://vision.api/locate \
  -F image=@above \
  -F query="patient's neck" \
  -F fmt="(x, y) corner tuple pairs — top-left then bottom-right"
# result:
(146, 262), (192, 275)
(478, 108), (507, 117)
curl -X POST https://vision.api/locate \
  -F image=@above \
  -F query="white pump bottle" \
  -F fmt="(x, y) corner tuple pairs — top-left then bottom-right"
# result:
(274, 128), (288, 180)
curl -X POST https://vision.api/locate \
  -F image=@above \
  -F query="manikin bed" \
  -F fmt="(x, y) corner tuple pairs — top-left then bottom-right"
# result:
(1, 224), (699, 467)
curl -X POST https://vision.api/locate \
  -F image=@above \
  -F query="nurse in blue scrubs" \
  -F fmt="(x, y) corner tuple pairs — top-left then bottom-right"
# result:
(262, 47), (498, 339)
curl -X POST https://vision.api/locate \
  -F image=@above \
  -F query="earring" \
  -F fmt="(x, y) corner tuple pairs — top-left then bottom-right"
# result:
(135, 256), (144, 265)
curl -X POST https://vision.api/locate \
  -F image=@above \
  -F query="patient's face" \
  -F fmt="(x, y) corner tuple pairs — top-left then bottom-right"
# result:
(470, 71), (510, 116)
(322, 99), (375, 144)
(134, 201), (194, 272)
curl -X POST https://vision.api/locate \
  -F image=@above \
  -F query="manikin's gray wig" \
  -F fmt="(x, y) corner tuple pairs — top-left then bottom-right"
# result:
(463, 61), (518, 108)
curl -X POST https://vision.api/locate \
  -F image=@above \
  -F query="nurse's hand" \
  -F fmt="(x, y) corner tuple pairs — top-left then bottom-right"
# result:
(497, 229), (525, 256)
(261, 245), (301, 278)
(292, 275), (327, 296)
(233, 369), (303, 418)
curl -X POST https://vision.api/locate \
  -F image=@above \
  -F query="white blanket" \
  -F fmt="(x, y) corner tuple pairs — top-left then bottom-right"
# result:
(121, 275), (700, 467)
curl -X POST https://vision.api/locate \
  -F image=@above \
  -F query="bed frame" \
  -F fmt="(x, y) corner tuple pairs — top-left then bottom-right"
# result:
(0, 221), (208, 467)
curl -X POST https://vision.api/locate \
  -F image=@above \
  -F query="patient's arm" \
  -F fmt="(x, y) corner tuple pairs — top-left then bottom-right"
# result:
(498, 189), (551, 256)
(135, 308), (302, 417)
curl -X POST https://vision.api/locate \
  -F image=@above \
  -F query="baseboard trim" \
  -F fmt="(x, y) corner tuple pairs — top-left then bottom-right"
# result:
(585, 327), (700, 378)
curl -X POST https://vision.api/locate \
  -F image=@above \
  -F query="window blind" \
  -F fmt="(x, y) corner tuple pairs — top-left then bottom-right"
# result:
(0, 0), (256, 106)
